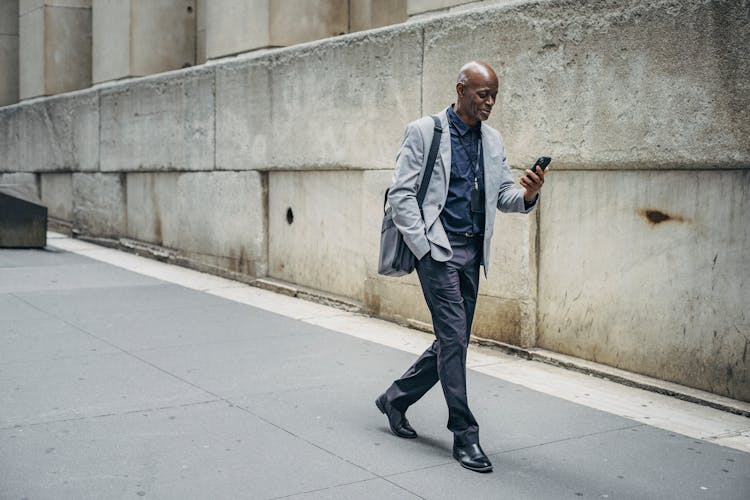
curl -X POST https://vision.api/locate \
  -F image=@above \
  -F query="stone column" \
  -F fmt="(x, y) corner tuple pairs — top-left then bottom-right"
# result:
(0, 0), (19, 106)
(203, 0), (269, 61)
(195, 0), (206, 64)
(350, 0), (406, 31)
(203, 0), (351, 61)
(269, 0), (348, 47)
(407, 0), (474, 16)
(92, 0), (196, 84)
(19, 0), (92, 100)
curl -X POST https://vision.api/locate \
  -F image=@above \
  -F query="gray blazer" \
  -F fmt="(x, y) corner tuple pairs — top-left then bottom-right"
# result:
(388, 107), (536, 274)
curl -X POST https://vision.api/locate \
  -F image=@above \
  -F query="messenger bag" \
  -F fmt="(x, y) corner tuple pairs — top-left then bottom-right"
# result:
(378, 115), (442, 277)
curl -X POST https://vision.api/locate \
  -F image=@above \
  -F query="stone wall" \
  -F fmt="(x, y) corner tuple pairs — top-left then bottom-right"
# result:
(1, 0), (748, 401)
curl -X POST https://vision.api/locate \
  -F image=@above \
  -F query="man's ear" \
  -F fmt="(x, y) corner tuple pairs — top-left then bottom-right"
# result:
(456, 82), (464, 97)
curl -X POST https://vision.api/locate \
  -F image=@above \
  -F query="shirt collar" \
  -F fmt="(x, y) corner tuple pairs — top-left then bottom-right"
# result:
(448, 105), (481, 137)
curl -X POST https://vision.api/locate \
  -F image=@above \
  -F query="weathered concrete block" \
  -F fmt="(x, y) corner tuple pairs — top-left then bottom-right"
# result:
(93, 0), (196, 84)
(215, 58), (272, 170)
(268, 27), (422, 170)
(203, 0), (269, 59)
(422, 0), (750, 170)
(269, 170), (372, 300)
(126, 171), (267, 277)
(538, 169), (750, 401)
(19, 2), (92, 99)
(0, 173), (38, 196)
(100, 68), (214, 172)
(364, 277), (430, 325)
(474, 294), (535, 347)
(72, 173), (126, 238)
(483, 196), (536, 301)
(0, 0), (20, 106)
(40, 172), (73, 221)
(0, 90), (99, 172)
(269, 0), (348, 46)
(480, 188), (537, 346)
(215, 25), (422, 170)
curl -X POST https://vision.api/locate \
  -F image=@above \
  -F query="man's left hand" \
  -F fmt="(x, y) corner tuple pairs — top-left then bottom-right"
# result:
(520, 166), (548, 202)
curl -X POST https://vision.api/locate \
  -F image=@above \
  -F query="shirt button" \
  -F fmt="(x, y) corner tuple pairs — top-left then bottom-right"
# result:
(438, 204), (442, 209)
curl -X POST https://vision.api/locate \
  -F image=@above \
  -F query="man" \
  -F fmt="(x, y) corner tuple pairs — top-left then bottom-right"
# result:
(376, 61), (547, 473)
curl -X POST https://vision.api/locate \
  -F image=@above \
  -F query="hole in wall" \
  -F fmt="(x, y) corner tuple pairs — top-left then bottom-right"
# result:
(639, 208), (688, 225)
(286, 207), (294, 225)
(187, 6), (193, 13)
(645, 210), (670, 224)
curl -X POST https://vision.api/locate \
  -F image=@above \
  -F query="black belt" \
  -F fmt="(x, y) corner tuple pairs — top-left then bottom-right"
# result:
(447, 231), (484, 238)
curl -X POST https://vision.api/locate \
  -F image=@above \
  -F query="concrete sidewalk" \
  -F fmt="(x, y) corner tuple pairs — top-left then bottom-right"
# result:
(1, 234), (748, 499)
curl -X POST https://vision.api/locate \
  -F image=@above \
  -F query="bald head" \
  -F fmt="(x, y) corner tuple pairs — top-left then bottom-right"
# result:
(456, 61), (497, 87)
(454, 61), (499, 126)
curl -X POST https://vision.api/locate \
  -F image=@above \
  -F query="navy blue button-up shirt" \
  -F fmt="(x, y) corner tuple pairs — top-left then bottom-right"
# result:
(440, 105), (485, 235)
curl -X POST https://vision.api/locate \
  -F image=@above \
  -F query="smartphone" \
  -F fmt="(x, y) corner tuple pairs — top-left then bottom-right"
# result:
(532, 156), (552, 175)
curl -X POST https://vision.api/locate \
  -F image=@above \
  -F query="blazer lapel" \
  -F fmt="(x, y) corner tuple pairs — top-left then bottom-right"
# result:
(438, 110), (451, 195)
(481, 126), (500, 210)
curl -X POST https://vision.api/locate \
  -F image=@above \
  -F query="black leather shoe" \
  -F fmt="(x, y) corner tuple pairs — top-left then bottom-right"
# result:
(375, 394), (417, 439)
(453, 443), (493, 472)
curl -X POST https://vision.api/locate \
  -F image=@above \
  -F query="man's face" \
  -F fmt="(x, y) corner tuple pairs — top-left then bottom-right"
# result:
(458, 71), (498, 123)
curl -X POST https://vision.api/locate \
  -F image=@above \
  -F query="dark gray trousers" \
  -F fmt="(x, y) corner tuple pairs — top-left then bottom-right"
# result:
(384, 234), (482, 446)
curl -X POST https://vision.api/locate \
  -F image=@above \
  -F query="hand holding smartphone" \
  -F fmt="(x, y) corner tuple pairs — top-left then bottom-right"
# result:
(532, 156), (552, 176)
(521, 156), (551, 201)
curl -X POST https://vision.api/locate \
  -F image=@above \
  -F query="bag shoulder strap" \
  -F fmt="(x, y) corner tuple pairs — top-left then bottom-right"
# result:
(383, 115), (443, 211)
(415, 115), (443, 207)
